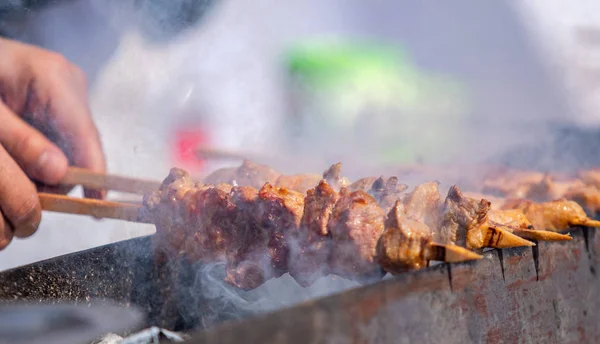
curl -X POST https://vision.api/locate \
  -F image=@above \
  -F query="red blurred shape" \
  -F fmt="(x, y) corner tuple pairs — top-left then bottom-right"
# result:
(172, 127), (209, 171)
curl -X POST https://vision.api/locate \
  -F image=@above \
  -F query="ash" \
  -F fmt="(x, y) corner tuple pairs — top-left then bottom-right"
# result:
(94, 327), (187, 344)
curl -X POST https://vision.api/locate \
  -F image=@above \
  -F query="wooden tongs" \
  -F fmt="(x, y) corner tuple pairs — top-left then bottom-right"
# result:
(38, 167), (161, 224)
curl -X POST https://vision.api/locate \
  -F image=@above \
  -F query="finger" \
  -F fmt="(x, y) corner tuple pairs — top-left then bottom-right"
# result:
(0, 215), (14, 250)
(0, 102), (69, 185)
(35, 181), (74, 195)
(0, 144), (42, 238)
(49, 78), (106, 199)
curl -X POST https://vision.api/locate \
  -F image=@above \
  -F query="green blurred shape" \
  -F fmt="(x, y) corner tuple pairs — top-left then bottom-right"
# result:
(284, 38), (471, 164)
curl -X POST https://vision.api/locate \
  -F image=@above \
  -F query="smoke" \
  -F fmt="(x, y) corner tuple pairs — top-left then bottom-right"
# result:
(0, 0), (593, 334)
(179, 250), (361, 329)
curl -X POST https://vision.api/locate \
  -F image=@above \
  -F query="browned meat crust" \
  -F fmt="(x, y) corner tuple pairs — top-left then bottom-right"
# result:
(288, 180), (338, 287)
(203, 160), (281, 189)
(377, 201), (432, 274)
(274, 174), (322, 195)
(438, 186), (490, 248)
(328, 188), (385, 280)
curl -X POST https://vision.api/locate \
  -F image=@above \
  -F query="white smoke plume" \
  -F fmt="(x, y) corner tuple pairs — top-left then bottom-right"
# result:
(0, 0), (587, 332)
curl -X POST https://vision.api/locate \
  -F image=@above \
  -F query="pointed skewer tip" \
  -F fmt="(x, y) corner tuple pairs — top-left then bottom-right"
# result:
(513, 229), (573, 242)
(484, 226), (536, 249)
(427, 243), (483, 263)
(581, 219), (600, 228)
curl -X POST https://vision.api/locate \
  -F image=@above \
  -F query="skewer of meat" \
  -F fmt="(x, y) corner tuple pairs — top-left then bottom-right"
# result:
(487, 209), (572, 241)
(437, 186), (535, 250)
(377, 200), (481, 275)
(289, 179), (480, 286)
(462, 192), (572, 241)
(203, 161), (578, 247)
(205, 160), (573, 245)
(465, 191), (600, 234)
(477, 169), (600, 217)
(149, 161), (600, 290)
(145, 167), (483, 290)
(502, 199), (600, 232)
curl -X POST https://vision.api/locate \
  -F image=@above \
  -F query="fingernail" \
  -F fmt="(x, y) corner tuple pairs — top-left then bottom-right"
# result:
(0, 219), (13, 250)
(37, 150), (68, 184)
(84, 188), (106, 200)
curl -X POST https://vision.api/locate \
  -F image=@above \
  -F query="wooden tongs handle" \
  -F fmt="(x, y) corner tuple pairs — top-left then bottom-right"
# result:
(62, 167), (162, 195)
(39, 167), (160, 224)
(39, 193), (153, 224)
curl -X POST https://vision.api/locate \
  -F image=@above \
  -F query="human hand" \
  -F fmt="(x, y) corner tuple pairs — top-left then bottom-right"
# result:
(0, 37), (106, 248)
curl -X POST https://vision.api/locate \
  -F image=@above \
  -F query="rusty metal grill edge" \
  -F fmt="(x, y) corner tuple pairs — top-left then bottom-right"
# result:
(0, 228), (598, 343)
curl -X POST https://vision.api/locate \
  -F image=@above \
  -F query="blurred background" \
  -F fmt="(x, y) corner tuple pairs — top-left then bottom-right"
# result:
(0, 0), (598, 270)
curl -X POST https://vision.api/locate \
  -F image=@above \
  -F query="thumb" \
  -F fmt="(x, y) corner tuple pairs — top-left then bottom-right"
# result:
(0, 102), (69, 185)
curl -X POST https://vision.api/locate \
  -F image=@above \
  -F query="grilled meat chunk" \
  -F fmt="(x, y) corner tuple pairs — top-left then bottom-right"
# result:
(144, 168), (204, 257)
(488, 209), (533, 229)
(579, 168), (600, 189)
(182, 183), (236, 263)
(377, 200), (432, 274)
(403, 181), (442, 230)
(288, 180), (339, 287)
(328, 188), (385, 281)
(349, 176), (408, 210)
(438, 186), (490, 248)
(348, 177), (379, 192)
(204, 160), (280, 189)
(481, 170), (545, 198)
(223, 184), (303, 290)
(323, 163), (351, 191)
(224, 186), (264, 290)
(371, 177), (408, 210)
(502, 199), (600, 232)
(439, 186), (533, 249)
(564, 187), (600, 217)
(257, 184), (304, 274)
(274, 174), (322, 194)
(522, 176), (584, 202)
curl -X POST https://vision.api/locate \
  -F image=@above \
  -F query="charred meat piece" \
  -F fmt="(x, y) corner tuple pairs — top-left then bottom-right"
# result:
(377, 201), (481, 274)
(323, 163), (351, 191)
(402, 181), (442, 230)
(349, 176), (408, 210)
(564, 186), (600, 217)
(288, 180), (339, 287)
(203, 166), (237, 186)
(257, 183), (304, 275)
(182, 183), (236, 263)
(523, 176), (585, 202)
(224, 186), (265, 290)
(478, 170), (600, 217)
(480, 170), (545, 198)
(327, 188), (385, 281)
(488, 209), (533, 229)
(371, 176), (408, 211)
(579, 168), (600, 189)
(204, 160), (281, 189)
(377, 201), (433, 274)
(274, 174), (322, 194)
(225, 183), (305, 290)
(144, 168), (204, 256)
(439, 186), (534, 249)
(502, 199), (600, 232)
(463, 192), (506, 210)
(438, 186), (490, 248)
